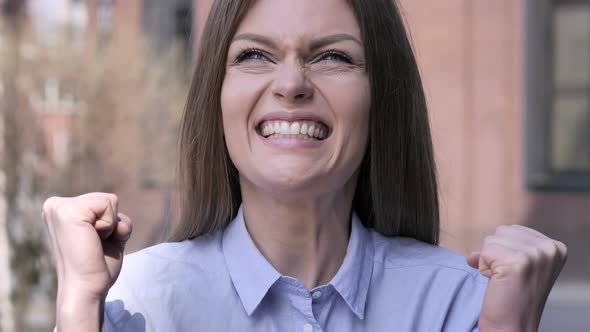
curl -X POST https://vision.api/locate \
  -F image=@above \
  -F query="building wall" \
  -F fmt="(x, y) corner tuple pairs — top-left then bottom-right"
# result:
(399, 0), (527, 250)
(401, 0), (589, 280)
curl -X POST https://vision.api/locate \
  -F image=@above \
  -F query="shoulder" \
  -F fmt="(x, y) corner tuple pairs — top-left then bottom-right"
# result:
(105, 230), (231, 329)
(371, 231), (484, 281)
(121, 230), (224, 272)
(106, 230), (227, 301)
(369, 231), (488, 306)
(367, 232), (487, 330)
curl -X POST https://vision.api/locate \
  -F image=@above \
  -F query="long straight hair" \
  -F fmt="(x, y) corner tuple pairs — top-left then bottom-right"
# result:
(171, 0), (439, 245)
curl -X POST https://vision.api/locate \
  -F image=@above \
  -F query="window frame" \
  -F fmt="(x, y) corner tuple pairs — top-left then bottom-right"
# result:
(525, 0), (590, 191)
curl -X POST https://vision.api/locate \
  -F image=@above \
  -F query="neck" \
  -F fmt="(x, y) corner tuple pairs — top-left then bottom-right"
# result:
(240, 179), (356, 290)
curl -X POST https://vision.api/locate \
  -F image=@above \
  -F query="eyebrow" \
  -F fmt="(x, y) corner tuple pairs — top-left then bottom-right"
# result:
(232, 33), (363, 50)
(310, 34), (363, 50)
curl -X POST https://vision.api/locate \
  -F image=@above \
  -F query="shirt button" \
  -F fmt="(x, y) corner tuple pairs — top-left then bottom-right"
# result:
(311, 291), (322, 300)
(303, 323), (313, 332)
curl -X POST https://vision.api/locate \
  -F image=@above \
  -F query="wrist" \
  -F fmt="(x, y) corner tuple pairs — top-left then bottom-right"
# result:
(57, 287), (105, 332)
(479, 299), (543, 332)
(479, 316), (539, 332)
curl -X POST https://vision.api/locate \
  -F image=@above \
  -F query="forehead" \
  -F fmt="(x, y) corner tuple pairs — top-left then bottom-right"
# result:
(235, 0), (361, 43)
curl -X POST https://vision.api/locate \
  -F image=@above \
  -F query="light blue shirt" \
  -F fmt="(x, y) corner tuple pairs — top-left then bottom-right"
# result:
(105, 207), (488, 331)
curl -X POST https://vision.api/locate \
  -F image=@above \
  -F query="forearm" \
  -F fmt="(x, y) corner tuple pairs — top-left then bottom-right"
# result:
(57, 290), (105, 332)
(478, 314), (540, 332)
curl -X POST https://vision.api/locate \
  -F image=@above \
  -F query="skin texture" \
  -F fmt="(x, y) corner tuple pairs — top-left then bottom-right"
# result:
(42, 0), (566, 331)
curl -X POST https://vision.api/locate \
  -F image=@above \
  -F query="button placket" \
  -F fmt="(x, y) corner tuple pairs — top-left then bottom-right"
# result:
(311, 291), (322, 300)
(280, 277), (321, 332)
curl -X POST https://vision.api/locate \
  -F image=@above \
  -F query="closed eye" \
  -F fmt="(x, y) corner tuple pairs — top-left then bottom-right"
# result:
(233, 48), (274, 64)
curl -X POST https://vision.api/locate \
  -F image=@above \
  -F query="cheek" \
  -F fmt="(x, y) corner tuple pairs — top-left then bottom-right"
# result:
(221, 71), (277, 180)
(220, 72), (265, 144)
(326, 76), (371, 148)
(341, 90), (370, 172)
(221, 75), (251, 169)
(337, 80), (370, 177)
(314, 72), (370, 121)
(221, 74), (251, 125)
(348, 82), (371, 137)
(313, 74), (371, 183)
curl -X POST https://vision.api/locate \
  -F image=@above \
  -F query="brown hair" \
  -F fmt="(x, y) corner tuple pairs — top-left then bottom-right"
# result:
(171, 0), (439, 245)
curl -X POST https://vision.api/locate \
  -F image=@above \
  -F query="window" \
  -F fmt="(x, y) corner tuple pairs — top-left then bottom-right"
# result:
(526, 0), (590, 190)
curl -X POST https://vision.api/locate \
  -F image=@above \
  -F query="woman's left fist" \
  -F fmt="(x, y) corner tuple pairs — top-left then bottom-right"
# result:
(467, 225), (567, 332)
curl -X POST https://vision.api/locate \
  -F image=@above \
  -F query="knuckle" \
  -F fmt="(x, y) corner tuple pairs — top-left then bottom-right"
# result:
(539, 239), (559, 256)
(103, 193), (119, 209)
(496, 225), (511, 234)
(556, 240), (568, 257)
(54, 202), (77, 221)
(42, 196), (59, 214)
(513, 251), (532, 267)
(479, 249), (493, 261)
(527, 246), (544, 263)
(483, 235), (496, 246)
(105, 193), (118, 203)
(544, 239), (568, 263)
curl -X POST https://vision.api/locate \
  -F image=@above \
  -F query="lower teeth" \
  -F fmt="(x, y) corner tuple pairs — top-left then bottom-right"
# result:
(265, 134), (318, 140)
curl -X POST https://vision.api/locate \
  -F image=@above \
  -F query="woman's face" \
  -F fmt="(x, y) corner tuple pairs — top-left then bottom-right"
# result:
(221, 0), (370, 196)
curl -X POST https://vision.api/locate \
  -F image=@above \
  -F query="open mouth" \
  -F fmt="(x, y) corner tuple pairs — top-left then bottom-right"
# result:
(257, 120), (331, 141)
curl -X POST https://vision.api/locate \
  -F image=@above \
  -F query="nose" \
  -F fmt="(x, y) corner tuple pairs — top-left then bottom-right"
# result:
(271, 62), (314, 104)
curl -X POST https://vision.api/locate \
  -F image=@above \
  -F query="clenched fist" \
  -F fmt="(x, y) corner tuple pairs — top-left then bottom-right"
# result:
(42, 192), (132, 331)
(468, 225), (567, 332)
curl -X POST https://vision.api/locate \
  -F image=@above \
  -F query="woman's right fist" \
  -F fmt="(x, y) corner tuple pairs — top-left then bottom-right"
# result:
(42, 192), (132, 304)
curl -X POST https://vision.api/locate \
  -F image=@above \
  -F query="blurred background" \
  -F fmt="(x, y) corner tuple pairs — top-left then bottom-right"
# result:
(0, 0), (588, 331)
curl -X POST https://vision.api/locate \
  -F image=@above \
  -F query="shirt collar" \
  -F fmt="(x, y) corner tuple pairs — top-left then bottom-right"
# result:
(222, 206), (374, 319)
(328, 211), (374, 319)
(222, 206), (281, 316)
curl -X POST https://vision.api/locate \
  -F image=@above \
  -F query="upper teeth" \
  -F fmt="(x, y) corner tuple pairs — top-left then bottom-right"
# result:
(260, 121), (329, 140)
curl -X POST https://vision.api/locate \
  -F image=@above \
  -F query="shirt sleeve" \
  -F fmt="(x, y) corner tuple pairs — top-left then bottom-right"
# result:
(442, 271), (488, 332)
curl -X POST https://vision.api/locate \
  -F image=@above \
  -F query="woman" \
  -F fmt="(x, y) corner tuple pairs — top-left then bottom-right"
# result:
(43, 0), (567, 331)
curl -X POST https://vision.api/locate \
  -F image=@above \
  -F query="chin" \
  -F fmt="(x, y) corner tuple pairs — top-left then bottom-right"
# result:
(246, 166), (328, 196)
(265, 170), (321, 190)
(235, 155), (357, 198)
